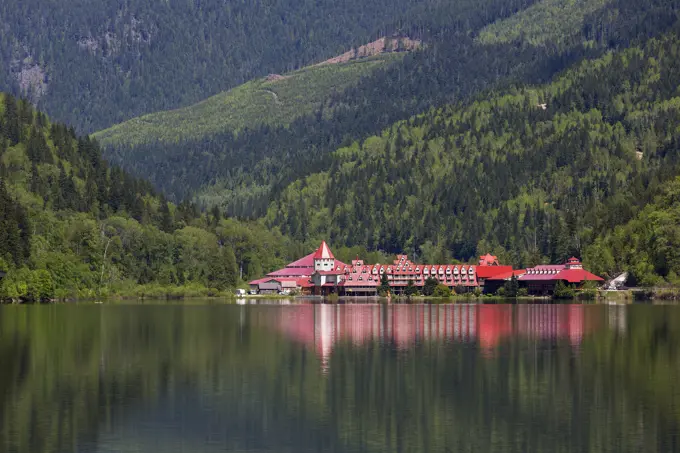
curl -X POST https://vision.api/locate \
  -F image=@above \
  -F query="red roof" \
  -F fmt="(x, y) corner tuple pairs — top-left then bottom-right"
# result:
(268, 267), (314, 277)
(475, 265), (514, 279)
(486, 270), (527, 281)
(558, 269), (604, 283)
(479, 254), (499, 266)
(519, 267), (603, 283)
(285, 252), (316, 268)
(312, 241), (335, 260)
(296, 278), (313, 288)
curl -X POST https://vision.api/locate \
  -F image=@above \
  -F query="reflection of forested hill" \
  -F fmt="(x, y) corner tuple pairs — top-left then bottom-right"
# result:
(1, 305), (679, 453)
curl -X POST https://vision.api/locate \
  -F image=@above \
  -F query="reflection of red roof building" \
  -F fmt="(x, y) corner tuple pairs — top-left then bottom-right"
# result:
(257, 304), (601, 370)
(477, 305), (513, 354)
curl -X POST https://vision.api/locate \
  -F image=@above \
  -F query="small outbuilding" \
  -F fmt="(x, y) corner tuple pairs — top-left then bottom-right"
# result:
(258, 281), (282, 294)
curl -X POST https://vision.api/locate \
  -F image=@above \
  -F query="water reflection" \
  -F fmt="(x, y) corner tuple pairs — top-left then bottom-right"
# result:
(0, 303), (678, 453)
(257, 304), (607, 364)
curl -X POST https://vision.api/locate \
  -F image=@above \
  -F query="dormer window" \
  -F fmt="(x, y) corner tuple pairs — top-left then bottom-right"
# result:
(424, 269), (429, 274)
(415, 267), (420, 272)
(380, 268), (385, 274)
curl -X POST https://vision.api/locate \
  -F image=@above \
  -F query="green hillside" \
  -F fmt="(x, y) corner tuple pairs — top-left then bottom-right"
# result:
(266, 24), (680, 285)
(0, 93), (305, 302)
(0, 0), (448, 133)
(98, 0), (680, 221)
(94, 54), (401, 148)
(477, 0), (614, 47)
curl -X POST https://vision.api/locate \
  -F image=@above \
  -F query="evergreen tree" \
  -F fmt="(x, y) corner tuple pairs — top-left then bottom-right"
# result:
(378, 272), (391, 296)
(423, 277), (438, 296)
(405, 279), (417, 297)
(160, 202), (175, 233)
(503, 275), (520, 298)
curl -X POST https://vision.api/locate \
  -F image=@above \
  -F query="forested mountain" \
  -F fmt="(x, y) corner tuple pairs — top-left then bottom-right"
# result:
(94, 51), (404, 149)
(266, 24), (680, 285)
(98, 0), (680, 218)
(0, 94), (306, 301)
(0, 0), (447, 133)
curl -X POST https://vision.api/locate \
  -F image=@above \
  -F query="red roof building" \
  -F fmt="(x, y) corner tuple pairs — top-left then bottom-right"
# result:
(518, 257), (603, 295)
(249, 241), (348, 292)
(249, 241), (547, 296)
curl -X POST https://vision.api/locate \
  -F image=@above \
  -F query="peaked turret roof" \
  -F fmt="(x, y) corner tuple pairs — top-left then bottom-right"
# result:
(479, 254), (499, 266)
(312, 241), (335, 260)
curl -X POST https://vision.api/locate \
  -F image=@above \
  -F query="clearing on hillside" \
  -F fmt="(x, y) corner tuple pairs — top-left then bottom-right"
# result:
(93, 52), (407, 148)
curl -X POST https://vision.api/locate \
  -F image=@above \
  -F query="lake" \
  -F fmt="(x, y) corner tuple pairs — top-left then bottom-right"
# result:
(0, 301), (678, 452)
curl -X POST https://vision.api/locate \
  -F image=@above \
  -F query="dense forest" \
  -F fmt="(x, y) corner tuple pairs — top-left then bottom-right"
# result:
(0, 0), (475, 133)
(266, 25), (680, 285)
(0, 94), (309, 301)
(101, 0), (680, 219)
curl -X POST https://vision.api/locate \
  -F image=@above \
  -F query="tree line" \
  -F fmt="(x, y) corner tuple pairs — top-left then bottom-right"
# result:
(0, 94), (310, 302)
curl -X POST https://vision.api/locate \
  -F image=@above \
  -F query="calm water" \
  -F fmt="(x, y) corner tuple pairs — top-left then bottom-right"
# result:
(0, 301), (679, 453)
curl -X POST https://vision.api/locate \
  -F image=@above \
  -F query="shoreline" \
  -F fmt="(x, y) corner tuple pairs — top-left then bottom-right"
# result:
(2, 288), (679, 305)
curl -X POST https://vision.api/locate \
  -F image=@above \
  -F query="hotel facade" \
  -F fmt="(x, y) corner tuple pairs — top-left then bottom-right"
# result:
(250, 241), (603, 296)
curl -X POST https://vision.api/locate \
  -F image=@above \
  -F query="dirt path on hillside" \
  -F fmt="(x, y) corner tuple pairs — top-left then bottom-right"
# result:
(261, 89), (282, 105)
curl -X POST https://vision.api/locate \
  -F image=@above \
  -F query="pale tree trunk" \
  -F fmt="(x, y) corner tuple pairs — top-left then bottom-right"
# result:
(99, 229), (112, 292)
